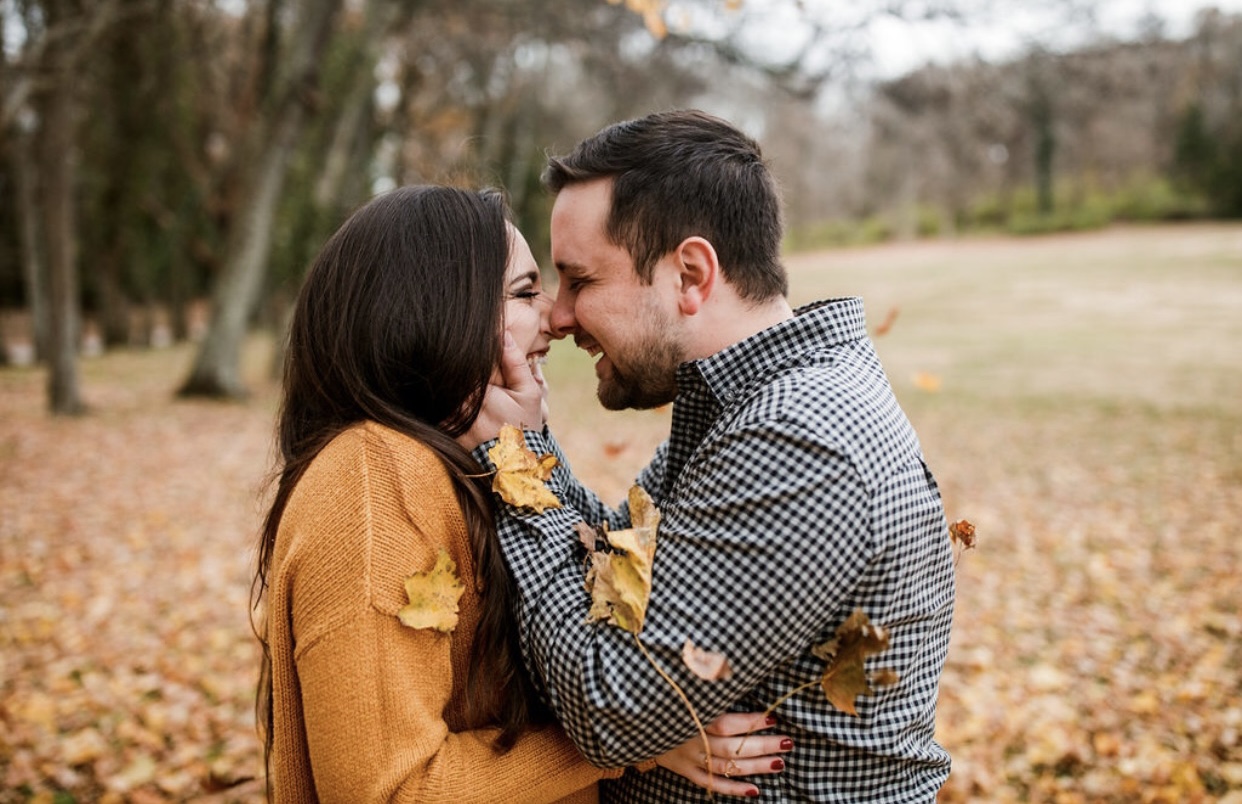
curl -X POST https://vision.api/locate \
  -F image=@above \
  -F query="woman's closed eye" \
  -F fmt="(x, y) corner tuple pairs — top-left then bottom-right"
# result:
(509, 289), (552, 305)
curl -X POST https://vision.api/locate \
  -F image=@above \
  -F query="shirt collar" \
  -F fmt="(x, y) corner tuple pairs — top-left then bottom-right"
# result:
(677, 297), (868, 405)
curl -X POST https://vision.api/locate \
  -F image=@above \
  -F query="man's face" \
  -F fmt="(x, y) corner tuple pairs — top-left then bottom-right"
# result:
(548, 178), (684, 411)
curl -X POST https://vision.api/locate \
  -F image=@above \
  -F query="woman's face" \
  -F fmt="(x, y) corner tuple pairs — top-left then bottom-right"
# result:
(503, 223), (553, 386)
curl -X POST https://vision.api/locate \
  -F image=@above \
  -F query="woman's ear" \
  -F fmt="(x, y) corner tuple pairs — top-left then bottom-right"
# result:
(673, 237), (719, 316)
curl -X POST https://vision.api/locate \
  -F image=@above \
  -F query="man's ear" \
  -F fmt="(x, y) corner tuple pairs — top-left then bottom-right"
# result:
(673, 237), (719, 316)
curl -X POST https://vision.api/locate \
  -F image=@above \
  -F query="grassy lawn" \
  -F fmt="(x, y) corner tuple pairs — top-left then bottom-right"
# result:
(1, 222), (1239, 802)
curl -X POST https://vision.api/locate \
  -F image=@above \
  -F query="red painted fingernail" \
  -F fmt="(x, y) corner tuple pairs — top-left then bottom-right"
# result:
(771, 758), (785, 771)
(764, 715), (777, 726)
(746, 790), (760, 798)
(780, 738), (793, 751)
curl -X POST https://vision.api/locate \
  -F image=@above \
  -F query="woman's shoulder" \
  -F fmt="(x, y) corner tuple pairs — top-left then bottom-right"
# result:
(278, 422), (473, 619)
(317, 420), (439, 466)
(302, 421), (447, 489)
(283, 423), (458, 538)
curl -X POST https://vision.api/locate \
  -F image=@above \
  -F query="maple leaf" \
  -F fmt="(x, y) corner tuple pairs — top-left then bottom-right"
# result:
(398, 549), (465, 633)
(812, 609), (895, 716)
(487, 424), (561, 513)
(583, 485), (659, 635)
(682, 638), (732, 681)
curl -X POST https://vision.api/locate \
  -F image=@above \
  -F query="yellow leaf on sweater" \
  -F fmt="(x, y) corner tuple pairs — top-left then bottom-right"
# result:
(398, 549), (465, 633)
(488, 425), (562, 513)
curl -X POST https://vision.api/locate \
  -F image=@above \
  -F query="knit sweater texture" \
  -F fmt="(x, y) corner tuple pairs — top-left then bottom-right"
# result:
(267, 421), (616, 802)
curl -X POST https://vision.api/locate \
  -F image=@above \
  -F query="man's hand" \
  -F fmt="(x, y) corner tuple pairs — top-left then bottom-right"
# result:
(458, 332), (547, 451)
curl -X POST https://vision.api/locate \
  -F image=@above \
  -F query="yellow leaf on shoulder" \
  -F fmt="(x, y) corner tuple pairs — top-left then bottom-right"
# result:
(628, 484), (661, 530)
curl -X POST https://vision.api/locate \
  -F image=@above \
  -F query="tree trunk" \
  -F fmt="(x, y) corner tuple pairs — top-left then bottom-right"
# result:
(179, 0), (342, 399)
(37, 11), (85, 415)
(97, 267), (132, 346)
(11, 124), (49, 362)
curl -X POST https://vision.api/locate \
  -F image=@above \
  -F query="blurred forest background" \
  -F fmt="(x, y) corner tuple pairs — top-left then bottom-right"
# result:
(2, 0), (1242, 409)
(2, 0), (1242, 802)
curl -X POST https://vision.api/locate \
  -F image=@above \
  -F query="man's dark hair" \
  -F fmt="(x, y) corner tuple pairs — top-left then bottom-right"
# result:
(543, 109), (787, 301)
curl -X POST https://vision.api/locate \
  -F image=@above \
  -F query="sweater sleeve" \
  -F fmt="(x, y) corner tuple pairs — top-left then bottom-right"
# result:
(296, 608), (610, 803)
(285, 426), (616, 803)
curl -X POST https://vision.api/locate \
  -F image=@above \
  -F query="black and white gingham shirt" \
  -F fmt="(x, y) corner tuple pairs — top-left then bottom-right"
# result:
(478, 298), (955, 802)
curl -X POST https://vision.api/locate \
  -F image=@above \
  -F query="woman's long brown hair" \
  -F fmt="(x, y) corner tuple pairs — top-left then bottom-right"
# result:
(252, 186), (549, 789)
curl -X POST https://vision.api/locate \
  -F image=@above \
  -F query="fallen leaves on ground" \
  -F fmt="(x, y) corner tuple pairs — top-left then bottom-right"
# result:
(2, 307), (1241, 802)
(0, 347), (272, 803)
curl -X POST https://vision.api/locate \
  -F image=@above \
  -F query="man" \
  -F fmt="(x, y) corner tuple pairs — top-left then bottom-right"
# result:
(471, 109), (954, 802)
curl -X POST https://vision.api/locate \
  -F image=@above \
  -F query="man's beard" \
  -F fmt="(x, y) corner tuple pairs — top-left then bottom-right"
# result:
(596, 322), (683, 411)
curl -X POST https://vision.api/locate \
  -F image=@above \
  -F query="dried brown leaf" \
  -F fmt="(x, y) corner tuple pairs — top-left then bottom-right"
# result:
(682, 638), (733, 681)
(583, 486), (659, 635)
(949, 519), (977, 550)
(814, 609), (892, 716)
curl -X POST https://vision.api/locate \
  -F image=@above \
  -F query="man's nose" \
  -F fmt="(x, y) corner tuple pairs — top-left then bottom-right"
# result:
(549, 285), (576, 339)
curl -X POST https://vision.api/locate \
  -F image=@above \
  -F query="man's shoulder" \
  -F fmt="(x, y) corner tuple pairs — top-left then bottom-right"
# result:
(736, 340), (892, 423)
(725, 346), (921, 473)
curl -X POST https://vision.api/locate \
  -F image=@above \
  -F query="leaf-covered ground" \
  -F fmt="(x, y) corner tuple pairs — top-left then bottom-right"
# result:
(2, 224), (1240, 802)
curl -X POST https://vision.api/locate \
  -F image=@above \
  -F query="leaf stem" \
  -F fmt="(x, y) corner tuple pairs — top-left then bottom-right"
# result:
(735, 678), (820, 753)
(632, 633), (715, 796)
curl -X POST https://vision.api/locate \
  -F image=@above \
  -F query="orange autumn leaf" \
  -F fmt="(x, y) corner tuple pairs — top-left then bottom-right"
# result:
(609, 0), (668, 38)
(488, 424), (561, 513)
(398, 549), (465, 633)
(602, 439), (628, 458)
(682, 638), (733, 682)
(874, 306), (900, 337)
(584, 486), (659, 635)
(812, 609), (895, 716)
(912, 371), (942, 393)
(949, 519), (977, 550)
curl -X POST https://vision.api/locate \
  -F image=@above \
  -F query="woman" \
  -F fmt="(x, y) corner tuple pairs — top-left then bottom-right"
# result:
(253, 186), (789, 802)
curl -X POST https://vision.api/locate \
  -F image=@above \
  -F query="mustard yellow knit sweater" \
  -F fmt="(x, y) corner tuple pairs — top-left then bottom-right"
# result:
(267, 421), (617, 802)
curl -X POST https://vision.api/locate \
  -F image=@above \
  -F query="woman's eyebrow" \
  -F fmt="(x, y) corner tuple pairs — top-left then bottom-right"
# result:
(509, 269), (540, 287)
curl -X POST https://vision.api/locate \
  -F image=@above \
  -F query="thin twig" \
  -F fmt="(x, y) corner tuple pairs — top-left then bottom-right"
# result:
(632, 633), (715, 796)
(735, 678), (820, 753)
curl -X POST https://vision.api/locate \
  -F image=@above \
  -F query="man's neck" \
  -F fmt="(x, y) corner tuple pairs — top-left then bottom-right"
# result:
(687, 295), (795, 361)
